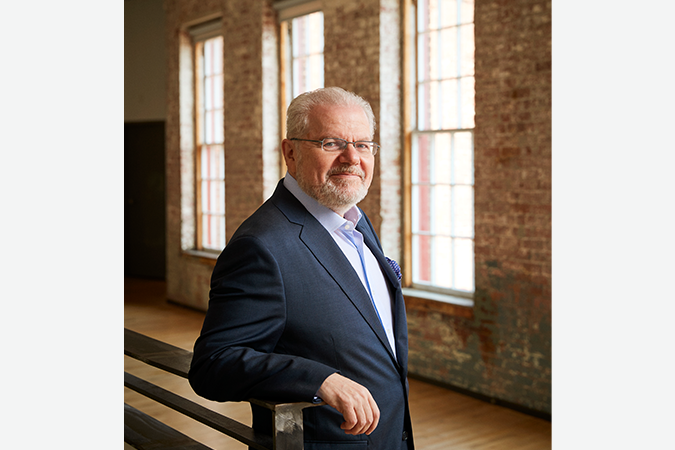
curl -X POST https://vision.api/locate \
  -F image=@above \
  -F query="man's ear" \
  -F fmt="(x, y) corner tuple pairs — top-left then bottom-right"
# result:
(281, 139), (297, 176)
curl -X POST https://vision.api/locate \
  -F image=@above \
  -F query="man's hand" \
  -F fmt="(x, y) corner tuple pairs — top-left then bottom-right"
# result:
(316, 373), (380, 435)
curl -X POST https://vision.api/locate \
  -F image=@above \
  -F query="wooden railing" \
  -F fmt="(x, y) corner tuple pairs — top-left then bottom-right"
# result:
(124, 328), (322, 450)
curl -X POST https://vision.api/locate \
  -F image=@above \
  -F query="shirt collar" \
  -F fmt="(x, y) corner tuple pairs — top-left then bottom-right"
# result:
(283, 172), (362, 232)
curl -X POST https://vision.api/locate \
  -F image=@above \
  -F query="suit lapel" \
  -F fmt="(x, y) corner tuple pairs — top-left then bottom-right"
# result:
(300, 221), (398, 363)
(357, 220), (408, 372)
(271, 182), (399, 367)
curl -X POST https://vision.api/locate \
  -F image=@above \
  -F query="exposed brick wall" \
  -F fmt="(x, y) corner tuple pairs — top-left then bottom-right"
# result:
(377, 0), (403, 263)
(324, 0), (384, 236)
(262, 2), (281, 200)
(222, 1), (267, 240)
(405, 0), (552, 414)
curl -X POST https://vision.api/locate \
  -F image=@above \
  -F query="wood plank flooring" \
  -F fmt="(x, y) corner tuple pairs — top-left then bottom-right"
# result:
(124, 277), (551, 449)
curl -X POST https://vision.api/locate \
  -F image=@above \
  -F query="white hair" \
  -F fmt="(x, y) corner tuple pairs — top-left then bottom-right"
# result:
(285, 86), (376, 139)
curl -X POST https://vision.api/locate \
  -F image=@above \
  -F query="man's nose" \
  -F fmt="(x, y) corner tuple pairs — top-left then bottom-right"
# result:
(338, 142), (361, 164)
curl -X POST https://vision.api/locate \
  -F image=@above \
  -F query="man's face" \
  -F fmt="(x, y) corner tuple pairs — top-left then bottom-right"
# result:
(283, 104), (375, 215)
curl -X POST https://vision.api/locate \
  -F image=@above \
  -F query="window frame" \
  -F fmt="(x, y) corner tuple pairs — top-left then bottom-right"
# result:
(405, 0), (476, 300)
(189, 19), (226, 254)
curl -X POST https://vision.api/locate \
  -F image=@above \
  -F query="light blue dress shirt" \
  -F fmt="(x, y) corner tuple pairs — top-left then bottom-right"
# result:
(284, 173), (397, 359)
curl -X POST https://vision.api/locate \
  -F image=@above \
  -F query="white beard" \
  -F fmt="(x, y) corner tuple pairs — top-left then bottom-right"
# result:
(297, 166), (369, 212)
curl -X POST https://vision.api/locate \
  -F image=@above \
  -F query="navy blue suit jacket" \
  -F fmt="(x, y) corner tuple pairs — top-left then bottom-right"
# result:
(189, 179), (414, 449)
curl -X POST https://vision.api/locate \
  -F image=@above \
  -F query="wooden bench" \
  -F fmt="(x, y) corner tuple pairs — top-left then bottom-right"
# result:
(124, 328), (322, 450)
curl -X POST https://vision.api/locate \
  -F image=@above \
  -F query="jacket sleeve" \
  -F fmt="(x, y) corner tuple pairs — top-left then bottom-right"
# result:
(188, 234), (337, 403)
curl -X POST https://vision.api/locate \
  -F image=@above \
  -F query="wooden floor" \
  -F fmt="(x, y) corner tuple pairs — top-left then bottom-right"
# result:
(124, 277), (551, 449)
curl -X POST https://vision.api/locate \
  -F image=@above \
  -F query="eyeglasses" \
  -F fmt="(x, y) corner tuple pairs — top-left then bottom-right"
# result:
(290, 137), (379, 156)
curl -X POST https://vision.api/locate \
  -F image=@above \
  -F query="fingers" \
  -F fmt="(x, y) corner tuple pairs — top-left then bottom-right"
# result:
(340, 393), (380, 435)
(317, 373), (381, 435)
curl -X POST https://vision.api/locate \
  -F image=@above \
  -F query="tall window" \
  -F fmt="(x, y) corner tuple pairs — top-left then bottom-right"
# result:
(192, 24), (225, 251)
(411, 0), (475, 294)
(280, 10), (324, 111)
(277, 2), (324, 175)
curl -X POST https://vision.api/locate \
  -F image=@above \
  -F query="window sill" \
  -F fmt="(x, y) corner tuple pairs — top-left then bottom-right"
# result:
(402, 287), (473, 306)
(181, 249), (219, 265)
(402, 287), (474, 319)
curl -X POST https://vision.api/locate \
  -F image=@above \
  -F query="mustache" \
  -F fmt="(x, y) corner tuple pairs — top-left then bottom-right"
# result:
(326, 166), (365, 180)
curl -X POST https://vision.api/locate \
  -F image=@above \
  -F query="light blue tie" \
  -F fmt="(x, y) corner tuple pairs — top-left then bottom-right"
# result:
(341, 225), (384, 327)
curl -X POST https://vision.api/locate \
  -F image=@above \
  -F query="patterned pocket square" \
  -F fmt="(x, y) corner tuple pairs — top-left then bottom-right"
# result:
(385, 257), (402, 283)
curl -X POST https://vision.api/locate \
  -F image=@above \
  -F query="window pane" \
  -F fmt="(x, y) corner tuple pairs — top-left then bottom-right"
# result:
(213, 144), (225, 179)
(202, 214), (225, 251)
(414, 184), (431, 233)
(200, 145), (211, 179)
(411, 185), (420, 232)
(440, 0), (458, 28)
(201, 177), (225, 215)
(459, 23), (474, 76)
(307, 11), (324, 53)
(201, 145), (225, 205)
(203, 36), (223, 77)
(439, 27), (457, 78)
(293, 57), (307, 95)
(204, 110), (213, 144)
(201, 180), (211, 213)
(202, 215), (212, 249)
(213, 109), (224, 143)
(201, 146), (224, 182)
(204, 73), (213, 110)
(428, 81), (439, 129)
(201, 36), (224, 146)
(428, 30), (439, 81)
(417, 32), (439, 88)
(413, 234), (432, 283)
(440, 78), (458, 129)
(417, 0), (431, 32)
(417, 33), (431, 82)
(454, 237), (474, 291)
(290, 12), (324, 97)
(453, 184), (473, 238)
(307, 53), (324, 92)
(460, 0), (474, 24)
(434, 235), (453, 288)
(459, 76), (475, 128)
(434, 132), (451, 184)
(291, 15), (305, 57)
(417, 83), (430, 130)
(211, 36), (223, 74)
(454, 131), (473, 185)
(211, 180), (225, 215)
(212, 73), (223, 109)
(204, 40), (214, 76)
(434, 184), (451, 236)
(416, 134), (432, 183)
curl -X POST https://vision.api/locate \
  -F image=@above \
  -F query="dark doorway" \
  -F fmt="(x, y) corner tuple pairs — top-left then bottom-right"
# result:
(125, 121), (166, 279)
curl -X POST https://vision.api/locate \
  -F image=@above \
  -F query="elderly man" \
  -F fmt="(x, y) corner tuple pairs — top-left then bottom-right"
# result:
(189, 87), (414, 449)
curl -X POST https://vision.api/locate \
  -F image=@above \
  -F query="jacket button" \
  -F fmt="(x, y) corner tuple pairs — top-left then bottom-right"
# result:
(402, 430), (408, 441)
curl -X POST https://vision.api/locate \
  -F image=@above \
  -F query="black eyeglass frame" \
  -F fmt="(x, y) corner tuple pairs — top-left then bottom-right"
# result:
(289, 137), (380, 156)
